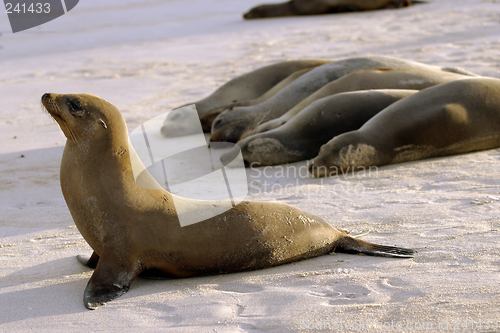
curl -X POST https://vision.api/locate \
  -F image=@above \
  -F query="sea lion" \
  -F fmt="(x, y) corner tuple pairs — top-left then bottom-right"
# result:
(210, 56), (477, 144)
(243, 0), (413, 19)
(308, 78), (500, 177)
(161, 59), (331, 135)
(41, 92), (415, 310)
(197, 66), (317, 133)
(226, 89), (418, 167)
(252, 68), (472, 135)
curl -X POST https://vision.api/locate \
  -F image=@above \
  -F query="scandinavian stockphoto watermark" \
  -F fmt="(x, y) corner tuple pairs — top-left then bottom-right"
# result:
(247, 162), (377, 198)
(3, 0), (79, 33)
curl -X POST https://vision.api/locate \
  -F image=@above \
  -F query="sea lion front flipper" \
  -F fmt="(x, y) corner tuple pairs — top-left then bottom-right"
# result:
(77, 251), (100, 268)
(83, 251), (140, 310)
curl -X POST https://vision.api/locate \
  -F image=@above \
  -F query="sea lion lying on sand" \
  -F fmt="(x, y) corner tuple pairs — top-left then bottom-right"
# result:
(42, 92), (415, 309)
(224, 89), (417, 167)
(251, 68), (471, 135)
(161, 60), (330, 135)
(210, 57), (476, 144)
(243, 0), (414, 19)
(308, 78), (500, 177)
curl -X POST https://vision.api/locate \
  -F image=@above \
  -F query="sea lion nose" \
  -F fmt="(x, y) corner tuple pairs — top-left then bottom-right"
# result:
(42, 93), (54, 101)
(308, 161), (315, 174)
(160, 125), (169, 137)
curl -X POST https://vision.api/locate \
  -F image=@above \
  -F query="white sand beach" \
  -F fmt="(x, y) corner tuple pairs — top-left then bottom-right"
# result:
(0, 0), (499, 331)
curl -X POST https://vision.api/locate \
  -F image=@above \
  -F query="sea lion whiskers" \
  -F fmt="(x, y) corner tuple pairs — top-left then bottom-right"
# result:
(41, 97), (62, 119)
(41, 98), (83, 147)
(239, 125), (258, 141)
(240, 110), (274, 141)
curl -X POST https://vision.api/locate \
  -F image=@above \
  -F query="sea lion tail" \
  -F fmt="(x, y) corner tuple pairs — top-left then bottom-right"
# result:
(333, 236), (415, 258)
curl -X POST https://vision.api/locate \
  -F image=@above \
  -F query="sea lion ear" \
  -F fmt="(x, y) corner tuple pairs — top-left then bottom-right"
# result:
(100, 119), (108, 129)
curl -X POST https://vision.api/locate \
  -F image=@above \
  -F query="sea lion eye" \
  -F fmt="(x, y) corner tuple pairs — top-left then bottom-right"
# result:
(66, 98), (85, 116)
(213, 119), (222, 128)
(170, 113), (181, 121)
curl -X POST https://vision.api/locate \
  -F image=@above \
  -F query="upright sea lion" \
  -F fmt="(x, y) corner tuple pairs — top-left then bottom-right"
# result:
(210, 56), (477, 144)
(308, 78), (500, 177)
(243, 0), (413, 19)
(42, 92), (414, 309)
(161, 59), (331, 135)
(226, 89), (418, 167)
(252, 68), (472, 134)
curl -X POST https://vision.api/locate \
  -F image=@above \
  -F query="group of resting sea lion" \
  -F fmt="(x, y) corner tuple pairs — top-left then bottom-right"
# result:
(243, 0), (420, 19)
(43, 56), (500, 310)
(162, 55), (500, 178)
(42, 54), (500, 309)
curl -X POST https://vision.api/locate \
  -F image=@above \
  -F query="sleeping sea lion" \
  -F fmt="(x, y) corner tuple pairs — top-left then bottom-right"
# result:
(252, 67), (471, 135)
(210, 56), (476, 144)
(162, 59), (331, 135)
(308, 78), (500, 177)
(243, 0), (415, 19)
(228, 89), (418, 166)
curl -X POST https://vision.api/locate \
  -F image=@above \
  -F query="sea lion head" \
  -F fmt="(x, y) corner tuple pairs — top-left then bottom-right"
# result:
(308, 132), (379, 178)
(210, 108), (251, 144)
(223, 135), (301, 167)
(307, 147), (343, 178)
(243, 5), (267, 19)
(199, 106), (231, 132)
(243, 3), (293, 19)
(160, 106), (202, 137)
(41, 93), (127, 151)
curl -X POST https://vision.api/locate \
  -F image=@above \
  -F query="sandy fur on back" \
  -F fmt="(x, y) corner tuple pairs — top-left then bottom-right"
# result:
(247, 138), (302, 165)
(392, 134), (500, 164)
(338, 143), (378, 167)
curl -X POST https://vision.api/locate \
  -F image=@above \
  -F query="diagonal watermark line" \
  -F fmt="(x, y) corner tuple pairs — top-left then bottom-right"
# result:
(220, 166), (236, 208)
(60, 0), (67, 13)
(141, 123), (155, 165)
(160, 159), (171, 192)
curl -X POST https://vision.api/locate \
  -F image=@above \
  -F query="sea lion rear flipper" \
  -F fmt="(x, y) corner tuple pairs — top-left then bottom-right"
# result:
(333, 236), (415, 258)
(77, 251), (100, 268)
(83, 251), (140, 310)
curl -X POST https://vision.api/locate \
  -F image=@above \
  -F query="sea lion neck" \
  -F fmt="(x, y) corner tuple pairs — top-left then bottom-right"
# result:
(61, 114), (137, 190)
